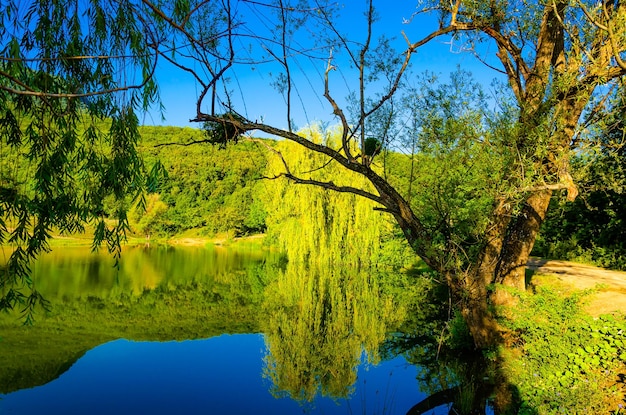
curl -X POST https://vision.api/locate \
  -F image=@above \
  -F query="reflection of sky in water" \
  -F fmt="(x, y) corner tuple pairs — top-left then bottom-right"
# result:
(0, 334), (446, 415)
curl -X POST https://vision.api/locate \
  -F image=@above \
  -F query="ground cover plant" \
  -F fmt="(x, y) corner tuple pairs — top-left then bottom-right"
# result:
(499, 278), (626, 414)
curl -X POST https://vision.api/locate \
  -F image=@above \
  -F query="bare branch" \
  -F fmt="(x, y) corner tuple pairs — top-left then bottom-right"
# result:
(154, 50), (207, 88)
(141, 0), (188, 34)
(279, 0), (293, 131)
(358, 0), (375, 165)
(196, 0), (235, 116)
(247, 137), (292, 174)
(356, 25), (465, 126)
(0, 54), (148, 63)
(323, 48), (353, 161)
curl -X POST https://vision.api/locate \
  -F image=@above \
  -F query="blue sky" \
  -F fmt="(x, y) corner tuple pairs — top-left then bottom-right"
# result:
(141, 2), (504, 129)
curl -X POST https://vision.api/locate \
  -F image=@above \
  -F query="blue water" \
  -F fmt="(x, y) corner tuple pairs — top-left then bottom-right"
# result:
(0, 334), (445, 415)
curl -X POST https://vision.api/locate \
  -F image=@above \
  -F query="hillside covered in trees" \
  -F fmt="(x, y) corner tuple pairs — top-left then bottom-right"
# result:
(134, 126), (269, 238)
(128, 124), (626, 271)
(133, 125), (417, 269)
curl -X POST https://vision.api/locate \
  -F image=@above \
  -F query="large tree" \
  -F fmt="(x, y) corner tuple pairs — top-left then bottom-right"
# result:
(158, 0), (626, 347)
(2, 1), (625, 347)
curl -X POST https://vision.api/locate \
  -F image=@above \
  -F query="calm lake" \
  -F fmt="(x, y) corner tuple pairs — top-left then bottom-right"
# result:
(0, 245), (495, 414)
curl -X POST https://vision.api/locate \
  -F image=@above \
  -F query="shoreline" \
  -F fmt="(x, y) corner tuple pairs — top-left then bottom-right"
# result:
(1, 233), (267, 249)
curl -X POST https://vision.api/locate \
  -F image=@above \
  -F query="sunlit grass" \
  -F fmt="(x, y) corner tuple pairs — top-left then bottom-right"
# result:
(498, 273), (626, 414)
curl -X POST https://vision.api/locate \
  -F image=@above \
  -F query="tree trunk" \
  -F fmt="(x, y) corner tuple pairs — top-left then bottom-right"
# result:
(368, 161), (555, 348)
(491, 189), (553, 306)
(450, 190), (553, 348)
(460, 284), (502, 348)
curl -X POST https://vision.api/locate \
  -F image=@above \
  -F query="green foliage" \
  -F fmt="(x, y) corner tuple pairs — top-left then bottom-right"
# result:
(384, 70), (514, 268)
(262, 125), (415, 268)
(136, 126), (269, 237)
(128, 193), (168, 237)
(363, 136), (381, 157)
(501, 286), (626, 414)
(0, 1), (158, 315)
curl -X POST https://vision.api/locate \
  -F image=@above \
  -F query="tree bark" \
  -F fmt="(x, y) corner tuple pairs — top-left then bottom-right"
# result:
(445, 190), (553, 347)
(491, 190), (553, 306)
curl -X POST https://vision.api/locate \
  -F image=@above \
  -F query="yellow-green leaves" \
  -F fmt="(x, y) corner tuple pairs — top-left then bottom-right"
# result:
(262, 262), (405, 402)
(262, 126), (404, 268)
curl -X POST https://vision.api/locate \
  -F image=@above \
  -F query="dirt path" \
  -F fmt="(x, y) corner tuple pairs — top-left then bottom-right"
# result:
(527, 258), (626, 316)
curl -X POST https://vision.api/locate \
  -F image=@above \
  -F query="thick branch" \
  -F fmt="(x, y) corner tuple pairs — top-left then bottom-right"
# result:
(525, 2), (567, 107)
(482, 28), (525, 102)
(277, 173), (385, 206)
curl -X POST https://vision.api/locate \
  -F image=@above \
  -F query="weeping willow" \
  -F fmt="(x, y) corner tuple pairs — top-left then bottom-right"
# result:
(262, 126), (409, 268)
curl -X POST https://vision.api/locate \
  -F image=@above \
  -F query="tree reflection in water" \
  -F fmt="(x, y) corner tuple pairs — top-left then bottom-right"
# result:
(2, 246), (511, 413)
(262, 261), (500, 414)
(381, 280), (501, 415)
(261, 262), (406, 402)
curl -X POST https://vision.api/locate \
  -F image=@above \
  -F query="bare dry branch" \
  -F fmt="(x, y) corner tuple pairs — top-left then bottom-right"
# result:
(196, 0), (235, 116)
(323, 48), (353, 161)
(358, 0), (375, 165)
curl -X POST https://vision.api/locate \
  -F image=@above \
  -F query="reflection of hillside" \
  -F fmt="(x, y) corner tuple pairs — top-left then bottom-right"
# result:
(0, 342), (91, 394)
(0, 291), (260, 393)
(121, 246), (165, 292)
(0, 248), (273, 394)
(261, 262), (406, 402)
(22, 245), (276, 300)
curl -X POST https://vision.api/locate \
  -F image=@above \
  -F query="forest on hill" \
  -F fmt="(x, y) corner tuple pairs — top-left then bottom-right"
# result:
(129, 124), (626, 270)
(135, 126), (269, 238)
